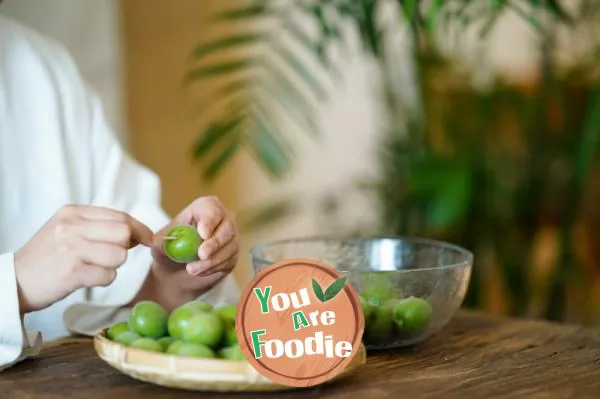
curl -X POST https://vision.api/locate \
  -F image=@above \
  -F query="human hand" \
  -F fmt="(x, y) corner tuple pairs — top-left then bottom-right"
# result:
(14, 205), (153, 314)
(151, 196), (239, 297)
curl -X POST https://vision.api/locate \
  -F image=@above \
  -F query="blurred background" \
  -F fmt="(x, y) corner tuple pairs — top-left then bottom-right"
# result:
(3, 0), (600, 325)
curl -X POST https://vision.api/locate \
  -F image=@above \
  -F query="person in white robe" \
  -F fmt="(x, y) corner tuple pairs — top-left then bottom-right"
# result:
(0, 13), (241, 371)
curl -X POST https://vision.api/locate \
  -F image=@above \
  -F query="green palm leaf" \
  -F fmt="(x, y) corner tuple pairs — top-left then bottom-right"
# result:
(257, 86), (318, 134)
(251, 112), (292, 177)
(186, 0), (574, 183)
(193, 114), (245, 158)
(269, 40), (328, 101)
(216, 5), (269, 21)
(185, 59), (256, 83)
(190, 34), (263, 61)
(262, 62), (318, 118)
(204, 140), (241, 180)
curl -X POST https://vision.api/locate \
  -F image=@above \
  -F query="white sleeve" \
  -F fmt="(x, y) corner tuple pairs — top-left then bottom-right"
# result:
(0, 253), (43, 371)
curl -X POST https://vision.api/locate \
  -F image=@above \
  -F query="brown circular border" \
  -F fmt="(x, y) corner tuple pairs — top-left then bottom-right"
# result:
(236, 258), (365, 387)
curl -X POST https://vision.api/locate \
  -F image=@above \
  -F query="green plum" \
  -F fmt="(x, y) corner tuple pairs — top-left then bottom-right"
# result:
(393, 297), (432, 335)
(218, 344), (246, 361)
(129, 300), (168, 339)
(181, 312), (224, 348)
(359, 295), (374, 322)
(222, 327), (238, 346)
(166, 340), (185, 354)
(169, 342), (215, 358)
(168, 305), (198, 341)
(365, 298), (401, 344)
(114, 331), (141, 346)
(184, 300), (213, 313)
(107, 322), (130, 340)
(361, 273), (394, 306)
(214, 304), (237, 327)
(164, 225), (203, 263)
(130, 338), (163, 353)
(157, 336), (175, 351)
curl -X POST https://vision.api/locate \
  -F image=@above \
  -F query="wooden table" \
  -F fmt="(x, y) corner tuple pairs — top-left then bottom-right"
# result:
(1, 311), (600, 399)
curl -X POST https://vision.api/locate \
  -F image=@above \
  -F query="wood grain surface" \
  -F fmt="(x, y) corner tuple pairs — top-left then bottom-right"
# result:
(1, 311), (600, 399)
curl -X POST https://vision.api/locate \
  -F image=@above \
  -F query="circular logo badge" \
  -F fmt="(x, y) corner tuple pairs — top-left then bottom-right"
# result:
(236, 258), (364, 388)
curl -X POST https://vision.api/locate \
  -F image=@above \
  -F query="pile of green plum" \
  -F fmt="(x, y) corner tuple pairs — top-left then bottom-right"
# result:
(358, 274), (433, 346)
(106, 300), (245, 361)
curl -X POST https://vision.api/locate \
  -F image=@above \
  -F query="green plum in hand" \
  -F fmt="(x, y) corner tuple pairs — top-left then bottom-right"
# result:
(163, 225), (203, 263)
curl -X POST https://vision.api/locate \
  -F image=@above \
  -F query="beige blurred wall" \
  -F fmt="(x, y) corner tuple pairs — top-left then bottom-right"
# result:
(0, 0), (127, 145)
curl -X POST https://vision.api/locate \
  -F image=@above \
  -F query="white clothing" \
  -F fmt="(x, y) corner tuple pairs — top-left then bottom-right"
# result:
(0, 15), (239, 370)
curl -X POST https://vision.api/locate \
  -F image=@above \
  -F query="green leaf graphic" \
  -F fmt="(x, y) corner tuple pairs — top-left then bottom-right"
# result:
(312, 279), (325, 302)
(323, 276), (347, 302)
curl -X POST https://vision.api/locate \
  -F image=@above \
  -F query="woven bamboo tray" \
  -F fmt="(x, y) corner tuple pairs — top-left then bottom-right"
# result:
(94, 330), (367, 392)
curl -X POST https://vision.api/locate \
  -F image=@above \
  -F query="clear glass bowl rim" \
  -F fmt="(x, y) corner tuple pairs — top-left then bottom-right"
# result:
(250, 235), (474, 272)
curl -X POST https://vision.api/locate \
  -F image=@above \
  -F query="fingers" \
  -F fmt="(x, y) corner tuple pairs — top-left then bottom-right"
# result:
(78, 239), (128, 268)
(198, 216), (237, 260)
(77, 265), (117, 289)
(152, 196), (240, 279)
(162, 196), (233, 244)
(126, 217), (154, 248)
(187, 238), (238, 275)
(77, 221), (131, 246)
(66, 204), (127, 221)
(60, 204), (154, 247)
(190, 197), (227, 240)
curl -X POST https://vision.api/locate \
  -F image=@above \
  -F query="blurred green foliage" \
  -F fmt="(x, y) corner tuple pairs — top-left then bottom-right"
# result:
(186, 0), (600, 323)
(185, 0), (569, 180)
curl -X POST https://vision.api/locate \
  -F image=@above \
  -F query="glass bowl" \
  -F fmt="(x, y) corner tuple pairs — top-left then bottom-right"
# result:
(250, 236), (473, 350)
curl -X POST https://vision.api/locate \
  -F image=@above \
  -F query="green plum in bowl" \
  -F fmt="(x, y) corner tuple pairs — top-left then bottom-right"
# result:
(250, 236), (473, 350)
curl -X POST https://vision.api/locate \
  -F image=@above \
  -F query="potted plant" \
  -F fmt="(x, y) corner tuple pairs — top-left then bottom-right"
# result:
(183, 0), (600, 324)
